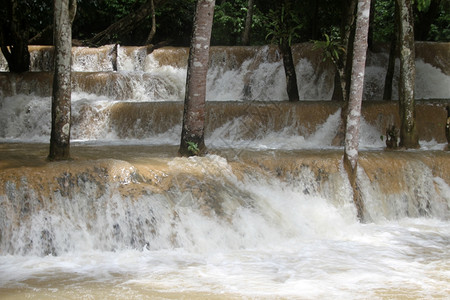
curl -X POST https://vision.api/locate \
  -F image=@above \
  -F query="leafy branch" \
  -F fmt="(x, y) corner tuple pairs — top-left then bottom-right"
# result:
(312, 33), (346, 67)
(265, 3), (302, 46)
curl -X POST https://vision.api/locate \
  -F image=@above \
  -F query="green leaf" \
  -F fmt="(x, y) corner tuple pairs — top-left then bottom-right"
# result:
(187, 141), (200, 155)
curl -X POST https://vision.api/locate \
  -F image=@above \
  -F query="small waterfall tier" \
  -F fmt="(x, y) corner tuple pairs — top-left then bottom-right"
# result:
(1, 43), (449, 100)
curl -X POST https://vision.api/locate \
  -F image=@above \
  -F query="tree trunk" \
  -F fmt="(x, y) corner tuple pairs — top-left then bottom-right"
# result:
(397, 0), (419, 148)
(414, 0), (441, 41)
(446, 106), (450, 150)
(383, 34), (397, 100)
(0, 0), (30, 73)
(87, 0), (168, 46)
(383, 0), (399, 100)
(368, 0), (376, 50)
(241, 0), (254, 45)
(309, 0), (321, 40)
(48, 0), (76, 161)
(331, 0), (358, 102)
(280, 39), (299, 102)
(179, 0), (215, 156)
(331, 0), (358, 146)
(144, 0), (157, 45)
(344, 0), (371, 221)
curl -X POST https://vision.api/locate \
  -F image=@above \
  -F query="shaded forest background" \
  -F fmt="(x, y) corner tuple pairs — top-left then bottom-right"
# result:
(1, 0), (449, 48)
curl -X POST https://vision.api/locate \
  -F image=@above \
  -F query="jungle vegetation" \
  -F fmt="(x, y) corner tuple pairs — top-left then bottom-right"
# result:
(0, 0), (448, 48)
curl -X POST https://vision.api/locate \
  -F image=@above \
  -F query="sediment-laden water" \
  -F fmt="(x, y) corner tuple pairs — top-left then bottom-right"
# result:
(0, 43), (449, 299)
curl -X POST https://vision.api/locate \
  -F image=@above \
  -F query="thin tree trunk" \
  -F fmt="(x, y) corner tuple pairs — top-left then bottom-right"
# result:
(414, 0), (441, 41)
(344, 0), (371, 221)
(331, 71), (344, 102)
(368, 0), (376, 50)
(331, 0), (358, 146)
(48, 0), (76, 161)
(179, 0), (215, 156)
(242, 0), (254, 45)
(383, 35), (397, 100)
(280, 39), (299, 102)
(310, 0), (320, 40)
(383, 1), (399, 101)
(145, 0), (157, 44)
(446, 106), (450, 150)
(397, 0), (419, 148)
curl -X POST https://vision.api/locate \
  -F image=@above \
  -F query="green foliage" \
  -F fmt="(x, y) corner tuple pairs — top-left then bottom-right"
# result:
(102, 0), (146, 19)
(187, 141), (200, 155)
(154, 0), (196, 45)
(428, 4), (450, 41)
(373, 0), (396, 43)
(212, 0), (246, 45)
(3, 0), (449, 46)
(265, 2), (302, 46)
(211, 0), (270, 45)
(312, 33), (346, 66)
(0, 0), (53, 43)
(416, 0), (431, 12)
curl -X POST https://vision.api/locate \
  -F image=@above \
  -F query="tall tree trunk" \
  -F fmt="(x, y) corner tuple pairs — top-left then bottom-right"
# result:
(446, 106), (450, 150)
(414, 0), (441, 41)
(242, 0), (254, 45)
(383, 0), (399, 101)
(397, 0), (419, 148)
(368, 0), (376, 50)
(0, 0), (30, 73)
(144, 0), (157, 45)
(332, 0), (358, 102)
(179, 0), (215, 156)
(309, 0), (320, 40)
(331, 0), (357, 146)
(280, 39), (299, 102)
(344, 0), (371, 221)
(383, 35), (397, 100)
(49, 0), (76, 161)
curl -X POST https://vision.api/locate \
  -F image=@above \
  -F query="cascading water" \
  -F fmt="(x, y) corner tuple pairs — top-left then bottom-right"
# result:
(0, 147), (449, 299)
(0, 43), (449, 299)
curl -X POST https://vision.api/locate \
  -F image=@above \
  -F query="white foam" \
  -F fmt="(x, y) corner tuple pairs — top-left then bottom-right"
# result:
(0, 162), (448, 298)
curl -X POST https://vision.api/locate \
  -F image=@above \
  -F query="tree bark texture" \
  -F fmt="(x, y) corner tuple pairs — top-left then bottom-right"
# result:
(330, 0), (358, 147)
(241, 0), (254, 45)
(397, 0), (419, 148)
(179, 0), (215, 156)
(145, 0), (157, 44)
(368, 0), (376, 50)
(0, 0), (30, 72)
(280, 39), (299, 102)
(446, 106), (450, 150)
(383, 1), (399, 101)
(383, 35), (397, 100)
(49, 0), (75, 161)
(344, 0), (371, 221)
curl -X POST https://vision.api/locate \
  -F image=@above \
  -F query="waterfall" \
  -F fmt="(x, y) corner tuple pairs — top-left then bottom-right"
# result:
(0, 149), (449, 298)
(1, 43), (449, 100)
(0, 43), (449, 299)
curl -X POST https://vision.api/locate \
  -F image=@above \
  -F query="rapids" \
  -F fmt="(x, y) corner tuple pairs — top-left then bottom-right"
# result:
(0, 43), (450, 299)
(1, 43), (449, 101)
(0, 145), (449, 299)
